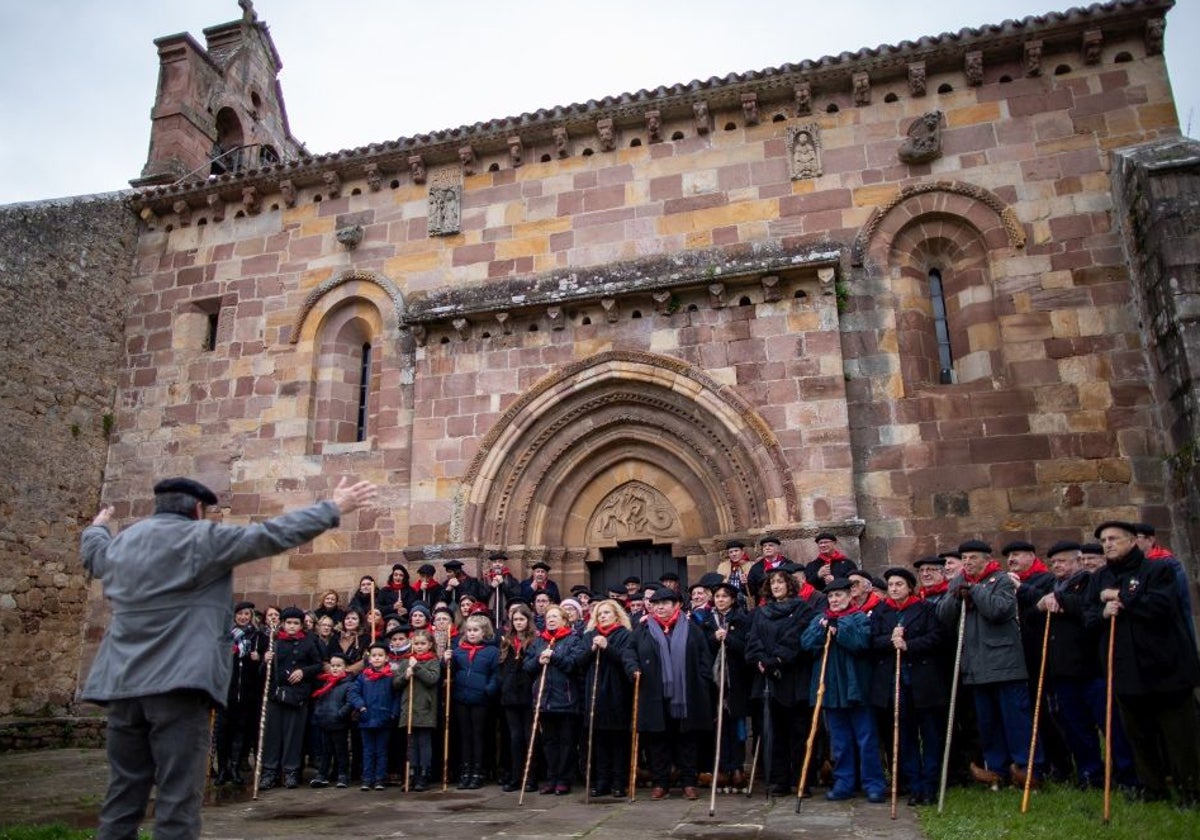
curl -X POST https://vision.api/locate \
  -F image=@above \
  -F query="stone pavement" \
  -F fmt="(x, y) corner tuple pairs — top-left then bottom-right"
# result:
(0, 749), (927, 839)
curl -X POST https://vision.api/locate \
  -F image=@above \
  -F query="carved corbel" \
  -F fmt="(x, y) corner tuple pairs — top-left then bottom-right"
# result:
(495, 311), (512, 335)
(597, 118), (616, 152)
(507, 136), (523, 168)
(794, 82), (812, 116)
(546, 306), (565, 330)
(138, 205), (157, 225)
(964, 51), (983, 86)
(741, 93), (759, 126)
(645, 110), (662, 143)
(172, 200), (192, 227)
(908, 62), (926, 98)
(408, 155), (427, 184)
(852, 72), (870, 106)
(207, 192), (225, 222)
(458, 145), (476, 176)
(322, 170), (341, 199)
(411, 325), (427, 347)
(897, 111), (944, 164)
(708, 283), (726, 309)
(242, 186), (260, 215)
(1082, 29), (1103, 65)
(693, 101), (710, 135)
(553, 127), (570, 158)
(336, 224), (363, 250)
(1145, 18), (1165, 56)
(452, 317), (470, 341)
(364, 163), (382, 192)
(600, 298), (619, 323)
(817, 266), (836, 295)
(278, 179), (296, 208)
(652, 290), (673, 315)
(761, 275), (781, 303)
(1024, 40), (1043, 77)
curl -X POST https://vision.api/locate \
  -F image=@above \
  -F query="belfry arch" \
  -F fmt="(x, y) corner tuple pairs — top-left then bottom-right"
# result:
(456, 350), (799, 560)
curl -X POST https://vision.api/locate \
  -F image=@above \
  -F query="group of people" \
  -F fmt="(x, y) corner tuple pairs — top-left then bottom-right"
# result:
(81, 476), (1200, 840)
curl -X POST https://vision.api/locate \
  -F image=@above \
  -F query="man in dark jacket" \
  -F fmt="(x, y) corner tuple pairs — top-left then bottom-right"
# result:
(1085, 521), (1200, 806)
(80, 475), (376, 839)
(215, 600), (263, 785)
(804, 532), (858, 591)
(483, 550), (523, 619)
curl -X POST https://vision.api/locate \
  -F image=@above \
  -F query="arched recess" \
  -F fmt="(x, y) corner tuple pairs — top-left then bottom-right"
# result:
(455, 350), (800, 551)
(854, 182), (1025, 387)
(289, 269), (405, 345)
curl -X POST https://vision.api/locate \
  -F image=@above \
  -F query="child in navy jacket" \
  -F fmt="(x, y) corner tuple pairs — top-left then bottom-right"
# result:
(350, 643), (401, 790)
(445, 614), (500, 789)
(310, 653), (355, 787)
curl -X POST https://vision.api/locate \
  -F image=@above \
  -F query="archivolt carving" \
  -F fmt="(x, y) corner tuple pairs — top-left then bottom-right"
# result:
(288, 269), (405, 344)
(851, 181), (1026, 266)
(590, 481), (678, 541)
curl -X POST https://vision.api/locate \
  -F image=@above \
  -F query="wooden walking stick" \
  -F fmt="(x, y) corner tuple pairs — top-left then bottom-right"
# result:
(519, 649), (554, 805)
(795, 626), (833, 813)
(369, 583), (377, 644)
(1021, 611), (1053, 814)
(890, 646), (902, 820)
(251, 619), (277, 800)
(709, 640), (727, 816)
(585, 653), (602, 803)
(203, 706), (218, 804)
(628, 670), (641, 802)
(1103, 613), (1116, 825)
(745, 731), (761, 797)
(404, 668), (415, 792)
(436, 628), (452, 792)
(937, 602), (968, 814)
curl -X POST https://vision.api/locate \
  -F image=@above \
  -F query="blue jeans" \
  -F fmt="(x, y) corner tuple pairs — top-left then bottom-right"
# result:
(973, 680), (1041, 774)
(360, 727), (389, 785)
(825, 706), (885, 797)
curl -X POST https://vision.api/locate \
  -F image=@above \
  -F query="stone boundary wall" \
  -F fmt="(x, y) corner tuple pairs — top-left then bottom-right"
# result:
(0, 194), (137, 716)
(0, 716), (106, 751)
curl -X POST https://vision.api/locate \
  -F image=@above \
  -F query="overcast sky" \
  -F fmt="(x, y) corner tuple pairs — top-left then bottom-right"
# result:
(0, 0), (1195, 206)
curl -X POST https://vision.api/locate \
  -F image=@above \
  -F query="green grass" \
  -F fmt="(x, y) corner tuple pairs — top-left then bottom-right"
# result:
(920, 783), (1200, 839)
(0, 827), (95, 840)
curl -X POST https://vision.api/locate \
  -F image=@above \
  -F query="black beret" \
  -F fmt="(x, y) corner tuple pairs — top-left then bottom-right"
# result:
(777, 562), (803, 575)
(387, 623), (411, 636)
(1132, 522), (1155, 536)
(913, 556), (945, 568)
(698, 572), (725, 589)
(607, 583), (627, 596)
(725, 540), (745, 550)
(648, 587), (682, 603)
(847, 568), (872, 581)
(658, 571), (680, 582)
(530, 561), (551, 571)
(1093, 521), (1137, 539)
(871, 575), (888, 591)
(570, 584), (590, 595)
(957, 539), (993, 555)
(1001, 540), (1036, 556)
(1046, 540), (1082, 558)
(711, 582), (739, 599)
(1080, 543), (1103, 555)
(824, 577), (852, 593)
(937, 550), (962, 561)
(443, 560), (465, 571)
(488, 550), (509, 561)
(280, 606), (305, 622)
(815, 532), (838, 543)
(153, 477), (218, 505)
(234, 600), (255, 612)
(883, 567), (917, 588)
(417, 563), (436, 576)
(623, 576), (642, 585)
(759, 535), (781, 546)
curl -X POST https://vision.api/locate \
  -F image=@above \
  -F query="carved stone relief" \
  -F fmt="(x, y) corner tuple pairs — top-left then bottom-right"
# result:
(428, 186), (462, 236)
(795, 82), (812, 116)
(1024, 40), (1043, 77)
(645, 110), (662, 143)
(322, 170), (341, 199)
(173, 200), (191, 227)
(965, 51), (983, 86)
(597, 118), (616, 152)
(408, 155), (427, 184)
(589, 481), (678, 541)
(553, 127), (570, 158)
(507, 136), (523, 168)
(908, 62), (926, 98)
(1146, 18), (1165, 56)
(1082, 29), (1103, 65)
(897, 111), (944, 165)
(787, 124), (822, 180)
(364, 163), (382, 192)
(741, 93), (760, 126)
(852, 72), (871, 106)
(458, 145), (476, 176)
(242, 186), (259, 215)
(693, 101), (710, 135)
(207, 192), (225, 222)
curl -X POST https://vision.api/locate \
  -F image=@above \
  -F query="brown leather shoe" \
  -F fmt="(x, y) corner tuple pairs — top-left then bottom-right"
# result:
(683, 786), (699, 800)
(970, 762), (1003, 789)
(1010, 764), (1040, 790)
(651, 786), (668, 800)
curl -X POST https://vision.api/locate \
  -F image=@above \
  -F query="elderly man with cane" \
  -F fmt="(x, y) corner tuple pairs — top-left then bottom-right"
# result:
(80, 475), (377, 840)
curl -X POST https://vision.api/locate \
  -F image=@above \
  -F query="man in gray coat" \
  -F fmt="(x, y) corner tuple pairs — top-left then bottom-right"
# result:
(81, 475), (377, 840)
(937, 539), (1041, 789)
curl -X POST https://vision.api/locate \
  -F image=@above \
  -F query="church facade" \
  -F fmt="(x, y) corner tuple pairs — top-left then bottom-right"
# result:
(5, 1), (1193, 712)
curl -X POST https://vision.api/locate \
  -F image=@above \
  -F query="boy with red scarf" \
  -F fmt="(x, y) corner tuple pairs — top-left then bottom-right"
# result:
(310, 653), (355, 788)
(259, 606), (323, 790)
(397, 629), (442, 791)
(937, 539), (1041, 790)
(350, 643), (401, 790)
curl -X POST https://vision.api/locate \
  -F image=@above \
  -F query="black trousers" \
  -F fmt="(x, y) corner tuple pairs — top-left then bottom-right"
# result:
(644, 714), (701, 788)
(504, 705), (533, 782)
(592, 726), (630, 789)
(455, 702), (488, 767)
(317, 727), (350, 781)
(261, 701), (307, 776)
(540, 712), (579, 786)
(1118, 689), (1200, 794)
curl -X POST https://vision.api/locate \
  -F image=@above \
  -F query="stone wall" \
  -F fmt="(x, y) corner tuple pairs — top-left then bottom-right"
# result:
(0, 195), (136, 715)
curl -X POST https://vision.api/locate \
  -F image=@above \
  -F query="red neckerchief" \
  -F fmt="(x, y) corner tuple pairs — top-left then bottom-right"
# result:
(486, 568), (512, 581)
(540, 626), (572, 643)
(277, 629), (306, 641)
(388, 648), (410, 662)
(411, 650), (437, 662)
(1016, 559), (1050, 582)
(652, 606), (682, 633)
(762, 557), (782, 571)
(799, 581), (816, 601)
(965, 560), (1003, 584)
(859, 592), (882, 612)
(458, 641), (486, 662)
(362, 665), (391, 681)
(385, 581), (405, 591)
(729, 551), (747, 568)
(594, 622), (620, 637)
(412, 580), (433, 592)
(508, 636), (526, 656)
(821, 549), (850, 562)
(1147, 546), (1173, 561)
(824, 603), (858, 620)
(311, 672), (347, 698)
(919, 581), (948, 600)
(885, 595), (921, 611)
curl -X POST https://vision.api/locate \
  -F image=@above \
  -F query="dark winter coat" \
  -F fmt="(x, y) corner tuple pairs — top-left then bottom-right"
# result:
(226, 624), (265, 708)
(449, 643), (500, 705)
(349, 668), (401, 728)
(803, 555), (859, 590)
(266, 633), (323, 707)
(1015, 570), (1057, 676)
(311, 678), (355, 730)
(869, 599), (948, 709)
(498, 638), (536, 707)
(701, 606), (752, 719)
(622, 615), (714, 733)
(937, 570), (1027, 685)
(396, 656), (442, 729)
(526, 631), (586, 714)
(801, 611), (873, 708)
(581, 626), (635, 730)
(744, 596), (816, 707)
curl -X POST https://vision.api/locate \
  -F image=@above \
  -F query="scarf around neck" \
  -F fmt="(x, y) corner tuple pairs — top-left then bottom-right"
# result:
(362, 665), (391, 681)
(312, 671), (347, 698)
(458, 640), (486, 662)
(1016, 559), (1050, 581)
(539, 625), (572, 644)
(884, 595), (921, 612)
(965, 560), (1003, 584)
(646, 607), (690, 720)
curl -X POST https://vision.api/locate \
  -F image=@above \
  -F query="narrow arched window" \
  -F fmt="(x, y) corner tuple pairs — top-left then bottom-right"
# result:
(356, 343), (372, 442)
(930, 269), (954, 383)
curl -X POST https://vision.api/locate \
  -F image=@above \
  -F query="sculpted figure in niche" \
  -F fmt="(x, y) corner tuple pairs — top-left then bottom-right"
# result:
(645, 110), (662, 143)
(365, 164), (382, 192)
(964, 51), (983, 86)
(1024, 40), (1043, 77)
(553, 127), (570, 158)
(852, 72), (870, 106)
(597, 118), (616, 151)
(428, 186), (461, 236)
(795, 82), (812, 116)
(787, 124), (821, 180)
(408, 155), (427, 184)
(908, 62), (926, 97)
(897, 111), (944, 164)
(458, 145), (476, 176)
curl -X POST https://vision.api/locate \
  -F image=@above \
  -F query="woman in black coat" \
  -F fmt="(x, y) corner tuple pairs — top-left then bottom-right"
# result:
(581, 599), (635, 798)
(498, 603), (538, 792)
(744, 568), (816, 795)
(622, 588), (714, 800)
(526, 604), (586, 794)
(702, 583), (752, 789)
(869, 567), (948, 805)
